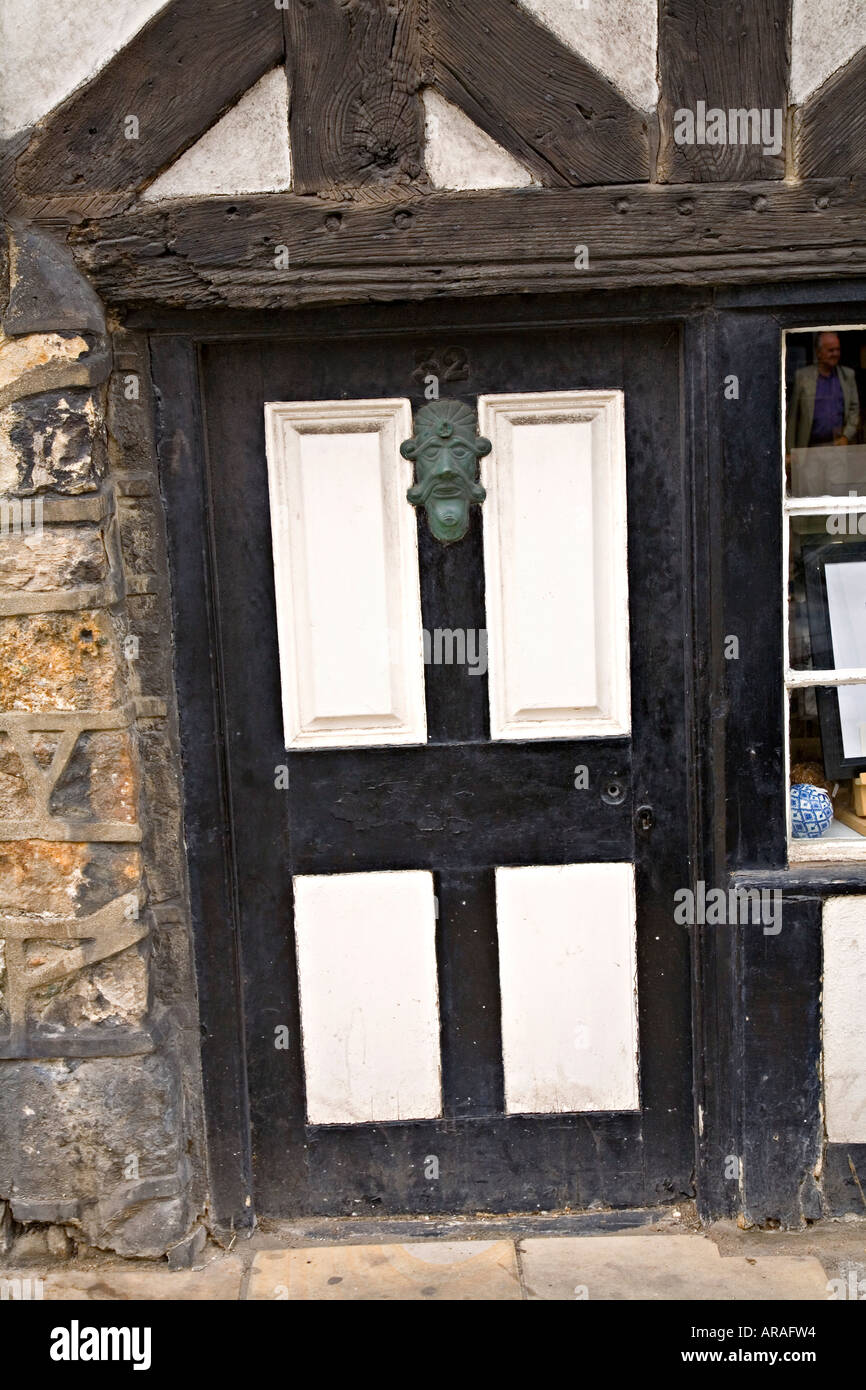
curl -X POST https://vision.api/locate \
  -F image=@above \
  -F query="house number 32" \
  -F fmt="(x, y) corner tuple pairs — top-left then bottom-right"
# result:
(413, 346), (470, 399)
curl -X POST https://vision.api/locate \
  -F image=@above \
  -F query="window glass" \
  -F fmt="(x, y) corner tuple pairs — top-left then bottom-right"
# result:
(785, 329), (866, 496)
(785, 328), (866, 858)
(788, 521), (866, 671)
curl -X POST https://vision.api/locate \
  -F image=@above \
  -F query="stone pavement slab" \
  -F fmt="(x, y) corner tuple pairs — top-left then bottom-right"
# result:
(0, 1255), (246, 1301)
(519, 1234), (831, 1301)
(0, 1227), (850, 1300)
(247, 1240), (522, 1300)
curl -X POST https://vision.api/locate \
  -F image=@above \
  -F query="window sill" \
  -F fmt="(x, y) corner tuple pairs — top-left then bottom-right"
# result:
(788, 837), (866, 864)
(731, 864), (866, 893)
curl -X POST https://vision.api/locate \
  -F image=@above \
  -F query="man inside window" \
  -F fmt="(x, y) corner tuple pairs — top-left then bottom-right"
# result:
(787, 331), (860, 450)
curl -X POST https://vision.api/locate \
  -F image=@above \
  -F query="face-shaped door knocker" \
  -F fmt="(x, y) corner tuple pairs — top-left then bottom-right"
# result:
(401, 399), (491, 544)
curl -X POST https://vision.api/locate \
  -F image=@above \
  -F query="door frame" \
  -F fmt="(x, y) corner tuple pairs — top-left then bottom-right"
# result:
(148, 282), (805, 1234)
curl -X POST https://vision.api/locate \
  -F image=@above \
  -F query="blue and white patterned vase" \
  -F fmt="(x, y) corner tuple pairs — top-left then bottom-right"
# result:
(790, 783), (834, 838)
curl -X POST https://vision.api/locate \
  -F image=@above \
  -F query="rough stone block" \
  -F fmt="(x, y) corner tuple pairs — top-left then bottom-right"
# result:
(50, 729), (138, 824)
(0, 734), (35, 818)
(0, 389), (105, 494)
(46, 1225), (74, 1258)
(0, 841), (90, 913)
(26, 941), (148, 1032)
(0, 1054), (191, 1257)
(149, 918), (197, 1016)
(0, 1199), (11, 1254)
(117, 496), (160, 580)
(0, 842), (140, 916)
(106, 348), (158, 476)
(3, 224), (106, 338)
(123, 593), (169, 695)
(6, 1227), (51, 1260)
(0, 611), (120, 710)
(166, 1221), (207, 1270)
(0, 524), (107, 593)
(75, 845), (142, 915)
(0, 331), (109, 411)
(101, 1194), (193, 1259)
(137, 729), (184, 905)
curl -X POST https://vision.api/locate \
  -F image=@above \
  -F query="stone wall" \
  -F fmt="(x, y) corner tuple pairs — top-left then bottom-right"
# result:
(0, 222), (206, 1261)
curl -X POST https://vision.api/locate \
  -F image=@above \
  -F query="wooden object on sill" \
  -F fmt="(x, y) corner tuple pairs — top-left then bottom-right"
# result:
(853, 774), (866, 818)
(832, 784), (866, 837)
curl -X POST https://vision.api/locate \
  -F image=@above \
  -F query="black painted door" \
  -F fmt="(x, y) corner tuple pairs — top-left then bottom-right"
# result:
(197, 316), (693, 1217)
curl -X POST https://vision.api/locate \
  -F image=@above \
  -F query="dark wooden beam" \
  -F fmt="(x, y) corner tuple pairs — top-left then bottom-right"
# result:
(427, 0), (649, 187)
(14, 0), (285, 199)
(657, 0), (791, 182)
(798, 46), (866, 177)
(284, 0), (425, 200)
(67, 180), (866, 310)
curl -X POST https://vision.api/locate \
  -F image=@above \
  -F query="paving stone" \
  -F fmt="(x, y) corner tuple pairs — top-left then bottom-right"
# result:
(247, 1240), (522, 1301)
(0, 1255), (245, 1300)
(519, 1234), (831, 1301)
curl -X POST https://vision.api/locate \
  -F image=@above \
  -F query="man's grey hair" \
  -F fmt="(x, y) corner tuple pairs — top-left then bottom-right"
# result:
(814, 329), (841, 353)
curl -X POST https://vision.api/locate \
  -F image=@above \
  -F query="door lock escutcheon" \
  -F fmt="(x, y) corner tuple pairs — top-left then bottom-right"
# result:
(635, 805), (655, 833)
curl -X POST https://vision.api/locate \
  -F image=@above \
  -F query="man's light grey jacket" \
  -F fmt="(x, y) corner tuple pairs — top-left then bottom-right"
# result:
(787, 363), (860, 449)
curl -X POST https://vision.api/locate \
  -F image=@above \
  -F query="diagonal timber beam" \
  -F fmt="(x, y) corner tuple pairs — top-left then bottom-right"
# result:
(426, 0), (650, 187)
(14, 0), (285, 199)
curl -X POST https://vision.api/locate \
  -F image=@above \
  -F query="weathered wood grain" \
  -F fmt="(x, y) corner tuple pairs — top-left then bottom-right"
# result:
(284, 0), (425, 199)
(15, 0), (285, 198)
(798, 45), (866, 177)
(427, 0), (649, 187)
(67, 179), (866, 309)
(657, 0), (790, 182)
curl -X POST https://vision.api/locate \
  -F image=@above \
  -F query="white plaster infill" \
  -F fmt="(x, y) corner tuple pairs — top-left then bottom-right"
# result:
(791, 0), (866, 105)
(143, 68), (291, 201)
(0, 0), (168, 138)
(519, 0), (658, 112)
(823, 895), (866, 1142)
(422, 90), (536, 191)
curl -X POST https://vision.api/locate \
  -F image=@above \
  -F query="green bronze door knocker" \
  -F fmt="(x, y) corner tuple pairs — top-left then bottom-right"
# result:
(401, 399), (491, 544)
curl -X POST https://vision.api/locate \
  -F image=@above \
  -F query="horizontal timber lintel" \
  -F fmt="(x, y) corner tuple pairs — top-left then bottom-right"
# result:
(64, 179), (866, 311)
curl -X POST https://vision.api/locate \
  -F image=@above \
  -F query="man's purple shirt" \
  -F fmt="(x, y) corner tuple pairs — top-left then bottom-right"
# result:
(810, 368), (845, 444)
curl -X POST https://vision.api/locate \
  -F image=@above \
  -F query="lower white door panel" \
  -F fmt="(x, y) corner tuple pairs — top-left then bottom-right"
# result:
(495, 863), (639, 1115)
(293, 863), (639, 1125)
(293, 870), (442, 1125)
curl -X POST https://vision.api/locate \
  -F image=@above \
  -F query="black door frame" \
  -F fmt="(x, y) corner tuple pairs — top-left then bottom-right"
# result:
(147, 280), (866, 1235)
(196, 316), (694, 1218)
